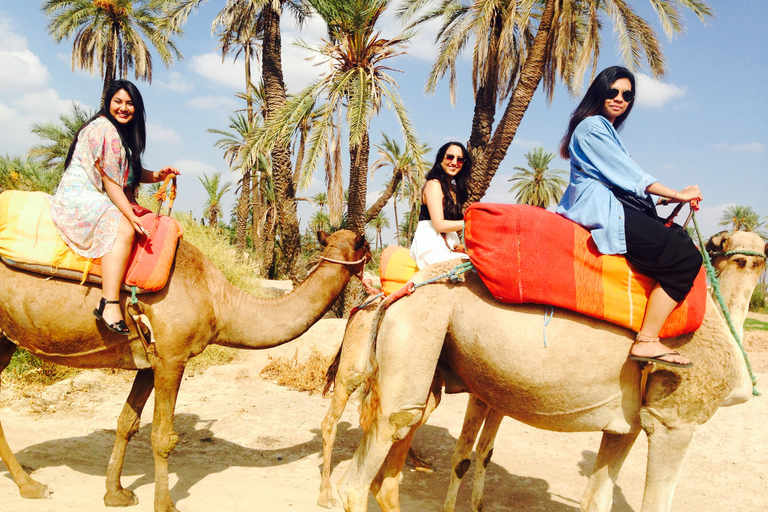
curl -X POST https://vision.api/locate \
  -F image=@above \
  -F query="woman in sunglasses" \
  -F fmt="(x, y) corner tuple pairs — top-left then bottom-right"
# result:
(556, 66), (703, 368)
(410, 141), (471, 269)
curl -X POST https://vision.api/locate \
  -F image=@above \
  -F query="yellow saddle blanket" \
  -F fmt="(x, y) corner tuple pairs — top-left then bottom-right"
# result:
(0, 190), (182, 292)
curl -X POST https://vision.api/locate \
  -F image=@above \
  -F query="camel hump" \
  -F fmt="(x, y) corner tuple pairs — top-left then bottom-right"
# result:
(0, 190), (182, 292)
(464, 203), (707, 338)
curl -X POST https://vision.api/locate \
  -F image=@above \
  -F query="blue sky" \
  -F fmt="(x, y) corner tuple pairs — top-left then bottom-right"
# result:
(0, 1), (766, 243)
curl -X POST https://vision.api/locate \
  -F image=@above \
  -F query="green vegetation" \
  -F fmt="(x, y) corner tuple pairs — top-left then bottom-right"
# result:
(745, 318), (768, 331)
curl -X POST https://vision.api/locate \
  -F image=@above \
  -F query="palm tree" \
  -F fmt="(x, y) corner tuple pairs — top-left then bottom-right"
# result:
(209, 111), (256, 252)
(508, 147), (567, 208)
(309, 210), (331, 233)
(310, 192), (328, 212)
(43, 0), (183, 106)
(367, 210), (390, 251)
(28, 102), (92, 177)
(165, 0), (312, 280)
(719, 205), (765, 234)
(253, 0), (420, 237)
(368, 133), (429, 245)
(198, 172), (233, 229)
(400, 0), (713, 205)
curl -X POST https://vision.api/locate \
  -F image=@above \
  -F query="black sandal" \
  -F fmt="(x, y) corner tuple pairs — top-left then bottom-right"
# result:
(94, 298), (130, 335)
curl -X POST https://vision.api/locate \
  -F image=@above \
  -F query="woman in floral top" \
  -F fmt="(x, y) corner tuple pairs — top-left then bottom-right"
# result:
(49, 80), (180, 335)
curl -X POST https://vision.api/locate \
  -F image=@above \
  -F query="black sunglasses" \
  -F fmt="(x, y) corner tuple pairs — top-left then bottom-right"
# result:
(607, 88), (634, 102)
(444, 154), (465, 164)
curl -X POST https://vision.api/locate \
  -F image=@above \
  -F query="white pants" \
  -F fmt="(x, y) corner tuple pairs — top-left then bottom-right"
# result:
(410, 220), (468, 269)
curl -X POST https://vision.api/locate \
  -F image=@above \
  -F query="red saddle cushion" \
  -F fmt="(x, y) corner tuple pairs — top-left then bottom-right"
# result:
(464, 203), (706, 338)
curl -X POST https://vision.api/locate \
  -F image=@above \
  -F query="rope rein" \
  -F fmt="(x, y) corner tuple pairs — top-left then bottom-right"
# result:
(690, 210), (762, 396)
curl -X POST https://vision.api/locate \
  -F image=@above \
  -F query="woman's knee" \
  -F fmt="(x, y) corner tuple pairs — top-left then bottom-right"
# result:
(116, 217), (135, 245)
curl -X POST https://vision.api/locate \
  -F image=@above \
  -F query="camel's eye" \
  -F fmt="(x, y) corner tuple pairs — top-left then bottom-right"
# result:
(732, 257), (747, 269)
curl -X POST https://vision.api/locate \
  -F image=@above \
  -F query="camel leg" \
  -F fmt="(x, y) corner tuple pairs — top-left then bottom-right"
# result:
(469, 407), (504, 512)
(150, 359), (185, 512)
(104, 369), (155, 507)
(639, 423), (696, 512)
(0, 337), (49, 499)
(580, 431), (641, 512)
(318, 378), (357, 508)
(442, 395), (491, 512)
(370, 377), (442, 512)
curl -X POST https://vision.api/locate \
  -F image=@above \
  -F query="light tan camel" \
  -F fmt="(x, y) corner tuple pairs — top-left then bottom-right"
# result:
(318, 296), (434, 509)
(0, 230), (369, 512)
(337, 231), (766, 512)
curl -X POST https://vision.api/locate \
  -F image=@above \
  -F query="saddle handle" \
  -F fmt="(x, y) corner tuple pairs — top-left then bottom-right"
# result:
(152, 175), (177, 218)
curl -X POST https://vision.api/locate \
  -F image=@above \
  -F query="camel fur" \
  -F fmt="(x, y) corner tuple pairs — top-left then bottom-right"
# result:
(0, 229), (369, 512)
(318, 295), (434, 509)
(337, 231), (766, 512)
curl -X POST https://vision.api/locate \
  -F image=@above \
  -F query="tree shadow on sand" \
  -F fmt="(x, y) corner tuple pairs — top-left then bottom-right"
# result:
(313, 421), (623, 512)
(10, 412), (323, 504)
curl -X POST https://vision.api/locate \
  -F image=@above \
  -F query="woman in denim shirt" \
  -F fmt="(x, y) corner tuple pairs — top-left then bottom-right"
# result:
(557, 66), (702, 368)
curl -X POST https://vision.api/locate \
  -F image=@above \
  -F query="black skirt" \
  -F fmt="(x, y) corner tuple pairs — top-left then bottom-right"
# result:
(622, 208), (703, 303)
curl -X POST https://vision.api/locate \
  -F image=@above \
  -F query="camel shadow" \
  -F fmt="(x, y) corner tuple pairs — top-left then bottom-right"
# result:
(316, 422), (634, 511)
(10, 412), (322, 504)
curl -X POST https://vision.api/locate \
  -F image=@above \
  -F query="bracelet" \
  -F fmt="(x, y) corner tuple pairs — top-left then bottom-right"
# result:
(673, 190), (678, 200)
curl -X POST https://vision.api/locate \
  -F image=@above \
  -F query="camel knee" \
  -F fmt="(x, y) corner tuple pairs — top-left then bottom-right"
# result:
(345, 373), (364, 395)
(454, 458), (471, 479)
(152, 431), (179, 459)
(388, 406), (424, 441)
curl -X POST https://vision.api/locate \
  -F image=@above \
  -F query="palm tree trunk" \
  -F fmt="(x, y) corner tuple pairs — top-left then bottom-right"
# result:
(364, 169), (402, 226)
(236, 45), (254, 254)
(467, 13), (503, 159)
(466, 0), (556, 206)
(262, 5), (302, 281)
(347, 132), (370, 236)
(392, 190), (399, 246)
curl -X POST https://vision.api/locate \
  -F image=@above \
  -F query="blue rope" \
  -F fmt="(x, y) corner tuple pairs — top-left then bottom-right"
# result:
(691, 213), (760, 396)
(542, 305), (554, 348)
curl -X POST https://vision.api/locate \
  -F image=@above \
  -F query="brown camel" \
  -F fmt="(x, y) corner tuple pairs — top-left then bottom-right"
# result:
(337, 231), (766, 512)
(0, 229), (369, 512)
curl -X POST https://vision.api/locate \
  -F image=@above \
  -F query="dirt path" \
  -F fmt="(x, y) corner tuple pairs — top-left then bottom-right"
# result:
(2, 320), (766, 512)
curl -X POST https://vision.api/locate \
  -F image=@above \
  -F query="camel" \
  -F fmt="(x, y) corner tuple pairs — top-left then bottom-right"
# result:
(0, 229), (370, 512)
(318, 296), (434, 509)
(336, 230), (766, 512)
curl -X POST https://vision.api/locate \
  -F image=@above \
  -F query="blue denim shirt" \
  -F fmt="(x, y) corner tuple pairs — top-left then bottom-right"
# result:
(556, 116), (657, 255)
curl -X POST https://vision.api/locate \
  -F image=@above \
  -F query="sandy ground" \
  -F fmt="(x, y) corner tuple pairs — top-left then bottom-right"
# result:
(1, 318), (767, 512)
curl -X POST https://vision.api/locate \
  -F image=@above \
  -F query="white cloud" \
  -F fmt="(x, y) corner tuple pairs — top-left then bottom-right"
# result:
(155, 71), (194, 93)
(635, 74), (686, 108)
(0, 19), (50, 93)
(186, 95), (240, 110)
(190, 52), (244, 89)
(171, 158), (221, 178)
(147, 122), (182, 146)
(713, 142), (765, 154)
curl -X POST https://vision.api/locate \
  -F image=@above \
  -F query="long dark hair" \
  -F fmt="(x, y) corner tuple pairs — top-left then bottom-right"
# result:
(559, 66), (636, 159)
(424, 141), (471, 220)
(64, 80), (147, 189)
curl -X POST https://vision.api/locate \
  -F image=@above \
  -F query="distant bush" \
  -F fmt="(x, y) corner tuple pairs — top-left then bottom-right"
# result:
(750, 283), (767, 313)
(259, 347), (332, 395)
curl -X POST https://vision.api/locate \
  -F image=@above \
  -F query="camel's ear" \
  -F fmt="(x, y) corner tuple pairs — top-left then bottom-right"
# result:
(764, 241), (768, 257)
(354, 235), (368, 251)
(317, 231), (330, 247)
(705, 230), (730, 256)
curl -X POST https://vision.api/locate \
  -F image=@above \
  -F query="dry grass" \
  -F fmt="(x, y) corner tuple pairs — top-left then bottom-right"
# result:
(259, 346), (332, 395)
(185, 345), (242, 376)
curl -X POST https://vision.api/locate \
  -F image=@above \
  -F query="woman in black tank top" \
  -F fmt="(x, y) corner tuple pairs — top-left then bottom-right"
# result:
(409, 142), (471, 269)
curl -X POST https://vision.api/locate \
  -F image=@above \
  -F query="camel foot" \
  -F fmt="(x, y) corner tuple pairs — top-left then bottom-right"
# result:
(317, 492), (338, 509)
(407, 449), (435, 473)
(20, 479), (50, 499)
(104, 488), (139, 507)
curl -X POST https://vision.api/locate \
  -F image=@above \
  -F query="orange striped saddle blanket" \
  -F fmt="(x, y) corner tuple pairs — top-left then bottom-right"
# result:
(463, 203), (706, 338)
(0, 190), (183, 293)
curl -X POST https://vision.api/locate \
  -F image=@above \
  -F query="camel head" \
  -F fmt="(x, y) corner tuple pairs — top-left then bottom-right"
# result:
(706, 230), (767, 277)
(317, 230), (371, 275)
